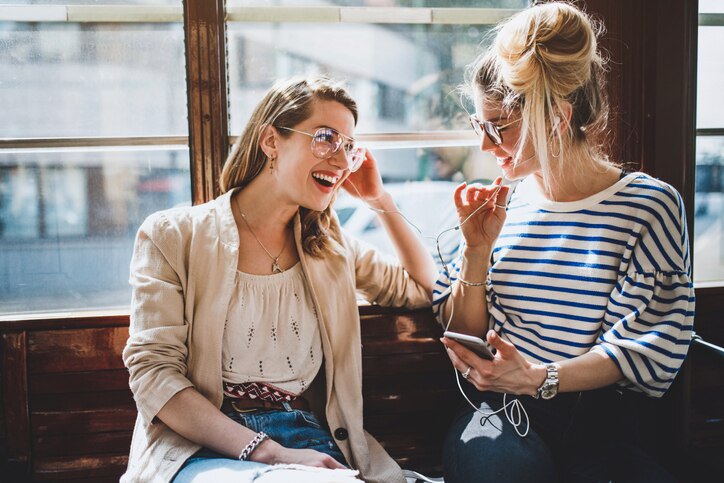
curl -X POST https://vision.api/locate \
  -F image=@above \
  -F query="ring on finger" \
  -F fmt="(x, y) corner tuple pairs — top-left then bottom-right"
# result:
(461, 366), (472, 379)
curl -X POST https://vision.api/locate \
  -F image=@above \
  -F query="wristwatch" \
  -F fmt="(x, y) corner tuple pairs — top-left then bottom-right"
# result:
(534, 363), (559, 399)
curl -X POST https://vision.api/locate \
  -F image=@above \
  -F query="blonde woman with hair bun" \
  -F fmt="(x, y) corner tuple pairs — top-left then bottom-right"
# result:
(434, 2), (692, 482)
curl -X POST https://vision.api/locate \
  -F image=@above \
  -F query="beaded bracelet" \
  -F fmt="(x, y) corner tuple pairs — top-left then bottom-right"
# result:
(238, 431), (269, 461)
(457, 277), (485, 287)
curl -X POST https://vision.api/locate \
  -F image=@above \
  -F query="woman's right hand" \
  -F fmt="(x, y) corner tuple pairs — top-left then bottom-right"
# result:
(253, 440), (347, 469)
(454, 177), (510, 249)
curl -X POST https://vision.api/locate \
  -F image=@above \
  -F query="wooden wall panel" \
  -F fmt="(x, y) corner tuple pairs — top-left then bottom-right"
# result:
(2, 331), (31, 471)
(360, 307), (455, 476)
(30, 391), (134, 413)
(33, 432), (133, 458)
(32, 455), (128, 481)
(29, 369), (129, 396)
(27, 327), (128, 374)
(32, 408), (137, 437)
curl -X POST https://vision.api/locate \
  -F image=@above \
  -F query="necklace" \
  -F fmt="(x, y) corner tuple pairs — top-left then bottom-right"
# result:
(237, 205), (287, 274)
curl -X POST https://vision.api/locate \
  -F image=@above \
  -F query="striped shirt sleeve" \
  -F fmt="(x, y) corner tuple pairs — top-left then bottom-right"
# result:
(591, 186), (695, 397)
(431, 248), (460, 325)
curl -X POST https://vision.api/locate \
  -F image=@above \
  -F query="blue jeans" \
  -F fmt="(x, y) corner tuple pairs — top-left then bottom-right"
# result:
(443, 388), (679, 483)
(173, 407), (348, 483)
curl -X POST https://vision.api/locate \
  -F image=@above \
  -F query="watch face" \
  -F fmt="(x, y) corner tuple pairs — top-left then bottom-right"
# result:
(541, 386), (556, 399)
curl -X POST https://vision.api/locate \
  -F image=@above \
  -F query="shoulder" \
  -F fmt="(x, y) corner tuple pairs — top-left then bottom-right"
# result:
(138, 197), (222, 245)
(619, 173), (683, 208)
(614, 173), (686, 224)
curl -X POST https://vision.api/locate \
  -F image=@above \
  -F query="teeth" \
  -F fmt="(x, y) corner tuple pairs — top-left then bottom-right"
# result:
(312, 173), (339, 184)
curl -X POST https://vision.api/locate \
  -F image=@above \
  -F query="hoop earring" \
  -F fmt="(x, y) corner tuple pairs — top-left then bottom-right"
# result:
(549, 133), (561, 158)
(550, 143), (560, 158)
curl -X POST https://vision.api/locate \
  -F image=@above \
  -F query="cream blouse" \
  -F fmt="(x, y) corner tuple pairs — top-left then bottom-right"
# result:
(221, 262), (323, 396)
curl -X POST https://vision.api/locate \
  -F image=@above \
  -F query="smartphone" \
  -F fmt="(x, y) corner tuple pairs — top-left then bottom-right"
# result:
(443, 331), (494, 360)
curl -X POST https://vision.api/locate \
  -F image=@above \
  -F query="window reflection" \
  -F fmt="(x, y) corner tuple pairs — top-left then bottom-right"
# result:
(694, 136), (724, 283)
(0, 148), (190, 314)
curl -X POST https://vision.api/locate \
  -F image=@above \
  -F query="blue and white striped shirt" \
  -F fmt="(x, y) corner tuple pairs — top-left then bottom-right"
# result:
(432, 172), (695, 397)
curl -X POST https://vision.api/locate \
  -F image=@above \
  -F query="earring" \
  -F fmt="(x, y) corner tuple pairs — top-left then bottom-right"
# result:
(550, 142), (561, 158)
(268, 155), (276, 173)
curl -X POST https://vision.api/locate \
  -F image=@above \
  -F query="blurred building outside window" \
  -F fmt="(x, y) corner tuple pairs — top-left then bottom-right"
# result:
(695, 0), (724, 283)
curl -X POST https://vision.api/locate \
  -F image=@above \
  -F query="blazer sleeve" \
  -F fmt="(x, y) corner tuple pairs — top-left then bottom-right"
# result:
(344, 231), (430, 309)
(122, 212), (194, 424)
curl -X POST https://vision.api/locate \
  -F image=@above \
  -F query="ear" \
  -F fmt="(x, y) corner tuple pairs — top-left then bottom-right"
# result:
(259, 124), (278, 159)
(553, 101), (573, 132)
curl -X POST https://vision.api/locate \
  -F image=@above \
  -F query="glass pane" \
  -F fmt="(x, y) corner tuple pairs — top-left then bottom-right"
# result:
(700, 0), (724, 14)
(697, 26), (724, 129)
(229, 1), (527, 7)
(227, 21), (501, 134)
(0, 147), (191, 314)
(0, 22), (187, 138)
(694, 136), (724, 283)
(335, 145), (498, 267)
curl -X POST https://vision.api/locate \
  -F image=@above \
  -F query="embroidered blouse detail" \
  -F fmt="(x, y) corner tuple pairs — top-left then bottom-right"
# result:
(222, 262), (322, 397)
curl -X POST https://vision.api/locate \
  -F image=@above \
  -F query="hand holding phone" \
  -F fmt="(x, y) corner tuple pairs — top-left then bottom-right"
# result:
(443, 331), (494, 360)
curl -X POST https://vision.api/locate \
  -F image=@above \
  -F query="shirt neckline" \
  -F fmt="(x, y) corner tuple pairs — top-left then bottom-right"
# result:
(236, 261), (302, 281)
(515, 171), (640, 212)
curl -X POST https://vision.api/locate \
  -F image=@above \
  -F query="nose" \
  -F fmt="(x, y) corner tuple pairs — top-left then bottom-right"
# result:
(327, 149), (351, 171)
(480, 132), (497, 153)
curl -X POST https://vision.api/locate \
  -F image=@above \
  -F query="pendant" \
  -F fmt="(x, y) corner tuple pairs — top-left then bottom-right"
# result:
(272, 259), (283, 274)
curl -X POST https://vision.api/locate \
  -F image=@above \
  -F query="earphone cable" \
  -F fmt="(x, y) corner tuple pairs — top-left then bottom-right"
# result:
(343, 178), (530, 438)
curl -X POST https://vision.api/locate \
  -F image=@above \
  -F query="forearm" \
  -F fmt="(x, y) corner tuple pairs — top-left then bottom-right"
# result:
(442, 246), (491, 337)
(527, 351), (625, 396)
(156, 387), (283, 463)
(370, 192), (437, 298)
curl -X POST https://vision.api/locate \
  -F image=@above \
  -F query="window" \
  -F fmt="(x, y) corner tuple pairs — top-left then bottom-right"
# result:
(695, 0), (724, 283)
(0, 1), (189, 314)
(225, 0), (529, 268)
(1, 0), (529, 315)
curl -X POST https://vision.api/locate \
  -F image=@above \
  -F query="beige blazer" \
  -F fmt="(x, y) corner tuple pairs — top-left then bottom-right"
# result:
(121, 190), (430, 483)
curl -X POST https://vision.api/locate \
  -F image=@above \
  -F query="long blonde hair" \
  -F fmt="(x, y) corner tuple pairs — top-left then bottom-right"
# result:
(467, 1), (613, 194)
(220, 76), (358, 258)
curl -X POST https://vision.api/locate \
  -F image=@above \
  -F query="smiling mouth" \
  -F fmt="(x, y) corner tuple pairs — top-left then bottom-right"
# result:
(312, 172), (339, 188)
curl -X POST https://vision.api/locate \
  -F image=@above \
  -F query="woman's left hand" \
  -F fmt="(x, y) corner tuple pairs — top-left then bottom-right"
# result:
(442, 331), (545, 396)
(341, 148), (386, 205)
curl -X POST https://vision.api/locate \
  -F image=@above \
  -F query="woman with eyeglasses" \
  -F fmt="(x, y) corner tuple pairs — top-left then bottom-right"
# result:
(122, 76), (437, 483)
(434, 3), (693, 482)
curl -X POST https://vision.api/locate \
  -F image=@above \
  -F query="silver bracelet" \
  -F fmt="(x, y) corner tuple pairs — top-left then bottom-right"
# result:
(457, 277), (485, 287)
(238, 431), (269, 461)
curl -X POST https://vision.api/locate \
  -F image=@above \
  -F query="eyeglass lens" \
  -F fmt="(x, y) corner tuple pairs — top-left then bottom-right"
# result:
(310, 128), (363, 172)
(470, 115), (503, 146)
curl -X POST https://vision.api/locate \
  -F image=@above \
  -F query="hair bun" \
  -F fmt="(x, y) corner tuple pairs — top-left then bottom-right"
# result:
(494, 2), (601, 101)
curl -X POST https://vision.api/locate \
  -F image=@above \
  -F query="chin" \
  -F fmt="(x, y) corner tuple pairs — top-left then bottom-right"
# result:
(301, 199), (332, 213)
(501, 166), (524, 181)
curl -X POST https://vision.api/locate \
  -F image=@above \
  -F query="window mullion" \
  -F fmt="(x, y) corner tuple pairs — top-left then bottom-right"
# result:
(184, 0), (229, 205)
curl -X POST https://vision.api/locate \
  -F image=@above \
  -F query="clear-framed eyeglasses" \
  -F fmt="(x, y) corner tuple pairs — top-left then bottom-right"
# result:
(469, 114), (521, 146)
(277, 126), (366, 173)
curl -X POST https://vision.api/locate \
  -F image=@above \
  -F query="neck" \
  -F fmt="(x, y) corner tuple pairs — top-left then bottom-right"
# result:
(234, 175), (299, 235)
(532, 150), (619, 202)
